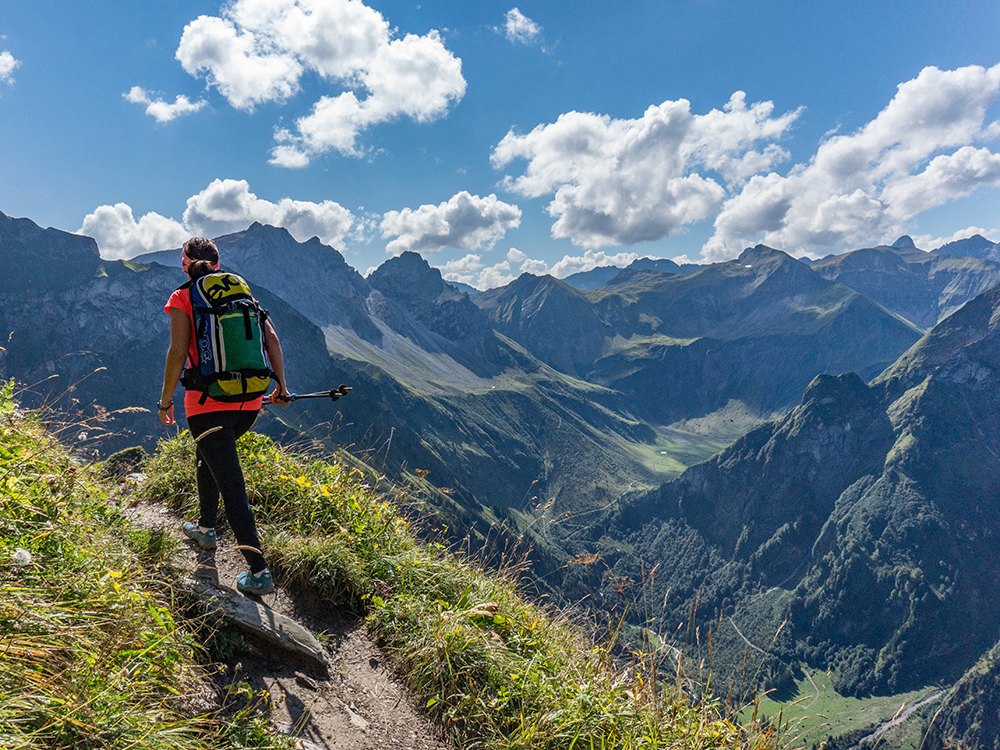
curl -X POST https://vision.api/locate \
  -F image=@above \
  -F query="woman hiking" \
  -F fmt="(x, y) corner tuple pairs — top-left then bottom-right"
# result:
(157, 237), (291, 595)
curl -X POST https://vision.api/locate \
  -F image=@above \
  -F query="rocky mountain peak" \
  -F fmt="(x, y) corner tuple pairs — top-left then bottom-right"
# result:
(367, 251), (496, 356)
(0, 211), (102, 292)
(892, 235), (916, 248)
(368, 251), (461, 305)
(932, 233), (999, 260)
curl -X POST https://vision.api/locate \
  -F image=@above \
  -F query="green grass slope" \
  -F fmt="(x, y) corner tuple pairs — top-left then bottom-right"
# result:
(0, 382), (778, 750)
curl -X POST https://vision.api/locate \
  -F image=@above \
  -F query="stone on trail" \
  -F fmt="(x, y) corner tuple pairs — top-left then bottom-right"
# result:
(184, 577), (328, 672)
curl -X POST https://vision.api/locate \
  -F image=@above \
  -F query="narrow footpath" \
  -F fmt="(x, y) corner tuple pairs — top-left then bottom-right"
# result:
(126, 489), (451, 750)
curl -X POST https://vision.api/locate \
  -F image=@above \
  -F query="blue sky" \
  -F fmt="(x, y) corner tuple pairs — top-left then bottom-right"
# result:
(3, 1), (1000, 288)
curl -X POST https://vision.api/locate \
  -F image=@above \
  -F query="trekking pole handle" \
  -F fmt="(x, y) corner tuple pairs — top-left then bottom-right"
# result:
(262, 384), (352, 406)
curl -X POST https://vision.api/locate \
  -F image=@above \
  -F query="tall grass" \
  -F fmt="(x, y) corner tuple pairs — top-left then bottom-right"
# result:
(141, 429), (782, 750)
(0, 382), (290, 750)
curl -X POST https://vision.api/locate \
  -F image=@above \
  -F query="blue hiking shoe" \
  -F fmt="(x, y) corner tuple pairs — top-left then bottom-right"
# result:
(182, 522), (217, 550)
(237, 568), (274, 596)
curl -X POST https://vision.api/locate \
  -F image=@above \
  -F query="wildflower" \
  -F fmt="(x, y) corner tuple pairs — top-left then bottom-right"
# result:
(12, 548), (32, 566)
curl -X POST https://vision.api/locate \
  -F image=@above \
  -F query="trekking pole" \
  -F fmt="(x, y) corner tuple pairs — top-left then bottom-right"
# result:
(262, 384), (352, 405)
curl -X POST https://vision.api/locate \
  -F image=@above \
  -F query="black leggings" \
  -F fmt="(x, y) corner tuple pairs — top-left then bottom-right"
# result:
(187, 410), (267, 574)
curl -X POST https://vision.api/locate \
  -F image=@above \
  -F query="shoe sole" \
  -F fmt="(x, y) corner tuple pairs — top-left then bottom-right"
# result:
(238, 582), (274, 595)
(183, 529), (217, 550)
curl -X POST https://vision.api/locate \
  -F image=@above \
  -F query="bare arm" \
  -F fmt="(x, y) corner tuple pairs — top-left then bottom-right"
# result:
(264, 318), (291, 406)
(159, 308), (191, 426)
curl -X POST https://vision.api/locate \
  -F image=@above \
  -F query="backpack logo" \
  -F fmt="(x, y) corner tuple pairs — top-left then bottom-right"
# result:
(180, 273), (275, 404)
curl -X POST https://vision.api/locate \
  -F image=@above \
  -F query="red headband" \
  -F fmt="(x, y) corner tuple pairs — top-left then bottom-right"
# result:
(181, 241), (220, 273)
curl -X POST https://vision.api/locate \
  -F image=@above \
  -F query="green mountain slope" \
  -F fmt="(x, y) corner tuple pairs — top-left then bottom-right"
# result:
(604, 282), (1000, 711)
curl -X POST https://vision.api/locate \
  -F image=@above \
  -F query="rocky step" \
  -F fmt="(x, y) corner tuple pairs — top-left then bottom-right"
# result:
(183, 577), (329, 672)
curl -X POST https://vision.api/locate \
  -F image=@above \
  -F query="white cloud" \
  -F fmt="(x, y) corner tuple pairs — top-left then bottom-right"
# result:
(174, 0), (465, 165)
(492, 92), (801, 250)
(549, 249), (641, 278)
(703, 63), (1000, 261)
(493, 247), (641, 280)
(79, 204), (189, 261)
(502, 8), (541, 45)
(80, 179), (355, 259)
(124, 86), (207, 123)
(0, 50), (20, 88)
(437, 253), (514, 290)
(478, 261), (514, 289)
(381, 191), (521, 255)
(182, 178), (354, 243)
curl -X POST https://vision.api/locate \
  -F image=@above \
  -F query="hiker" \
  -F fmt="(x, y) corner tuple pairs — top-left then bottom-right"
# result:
(157, 237), (291, 595)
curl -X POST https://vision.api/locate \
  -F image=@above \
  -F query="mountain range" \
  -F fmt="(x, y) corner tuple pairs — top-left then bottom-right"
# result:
(6, 208), (1000, 747)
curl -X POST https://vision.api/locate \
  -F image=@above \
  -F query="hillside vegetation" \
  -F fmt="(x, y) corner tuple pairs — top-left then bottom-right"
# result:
(0, 384), (778, 750)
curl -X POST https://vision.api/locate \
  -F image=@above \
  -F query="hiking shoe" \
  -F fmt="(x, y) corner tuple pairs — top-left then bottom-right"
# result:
(182, 522), (217, 550)
(237, 568), (274, 596)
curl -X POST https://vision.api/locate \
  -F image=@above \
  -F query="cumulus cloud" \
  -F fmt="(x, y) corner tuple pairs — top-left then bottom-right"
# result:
(437, 252), (515, 290)
(173, 0), (465, 165)
(124, 86), (207, 123)
(381, 191), (521, 255)
(453, 247), (644, 283)
(502, 8), (541, 45)
(80, 179), (355, 259)
(703, 63), (1000, 260)
(182, 178), (354, 241)
(0, 50), (20, 88)
(79, 204), (189, 261)
(492, 92), (801, 250)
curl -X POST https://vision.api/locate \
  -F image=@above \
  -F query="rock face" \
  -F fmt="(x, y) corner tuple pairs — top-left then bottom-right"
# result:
(812, 241), (1000, 329)
(607, 282), (1000, 699)
(474, 274), (614, 377)
(0, 211), (102, 292)
(367, 251), (500, 373)
(925, 642), (1000, 750)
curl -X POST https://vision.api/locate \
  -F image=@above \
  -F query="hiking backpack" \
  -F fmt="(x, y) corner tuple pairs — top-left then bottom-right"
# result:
(179, 272), (275, 404)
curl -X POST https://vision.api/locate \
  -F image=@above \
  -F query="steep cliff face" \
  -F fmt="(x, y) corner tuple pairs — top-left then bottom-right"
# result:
(367, 252), (501, 374)
(925, 642), (1000, 749)
(0, 211), (102, 292)
(474, 273), (614, 377)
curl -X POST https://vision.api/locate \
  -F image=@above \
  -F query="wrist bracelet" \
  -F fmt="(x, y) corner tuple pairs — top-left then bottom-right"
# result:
(157, 400), (173, 411)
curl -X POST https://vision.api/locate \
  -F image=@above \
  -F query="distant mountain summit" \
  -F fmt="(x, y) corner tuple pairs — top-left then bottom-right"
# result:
(932, 233), (1000, 261)
(562, 256), (696, 290)
(812, 240), (1000, 329)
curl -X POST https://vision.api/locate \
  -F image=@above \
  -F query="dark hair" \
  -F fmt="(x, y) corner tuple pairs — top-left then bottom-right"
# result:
(183, 237), (219, 263)
(188, 260), (216, 280)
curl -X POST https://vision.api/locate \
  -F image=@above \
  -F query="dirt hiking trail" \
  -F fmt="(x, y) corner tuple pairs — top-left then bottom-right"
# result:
(126, 490), (452, 750)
